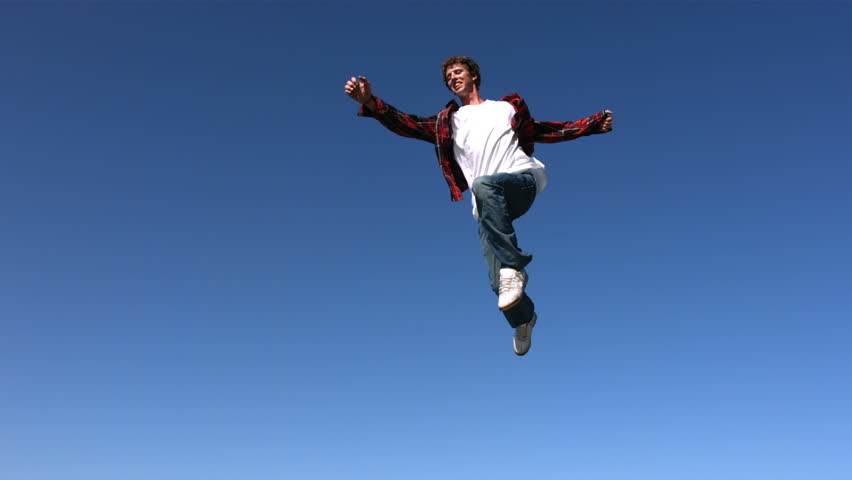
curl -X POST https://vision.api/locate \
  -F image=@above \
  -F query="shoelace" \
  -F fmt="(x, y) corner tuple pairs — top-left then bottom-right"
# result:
(499, 273), (523, 294)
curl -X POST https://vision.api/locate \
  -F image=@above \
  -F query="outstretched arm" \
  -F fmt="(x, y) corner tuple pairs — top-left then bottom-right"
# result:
(534, 109), (614, 143)
(344, 75), (438, 143)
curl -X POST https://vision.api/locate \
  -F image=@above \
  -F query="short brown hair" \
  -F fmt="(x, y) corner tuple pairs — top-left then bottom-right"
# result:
(441, 56), (481, 91)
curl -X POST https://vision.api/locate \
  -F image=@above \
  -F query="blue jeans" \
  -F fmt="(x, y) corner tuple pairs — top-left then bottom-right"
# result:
(471, 171), (537, 329)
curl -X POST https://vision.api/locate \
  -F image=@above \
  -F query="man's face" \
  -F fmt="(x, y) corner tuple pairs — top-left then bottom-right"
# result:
(445, 63), (477, 95)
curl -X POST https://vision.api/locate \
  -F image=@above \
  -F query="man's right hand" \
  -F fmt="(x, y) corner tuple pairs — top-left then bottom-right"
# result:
(345, 76), (374, 110)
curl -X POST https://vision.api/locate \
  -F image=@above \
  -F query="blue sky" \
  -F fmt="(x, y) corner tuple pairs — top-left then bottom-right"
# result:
(2, 2), (850, 479)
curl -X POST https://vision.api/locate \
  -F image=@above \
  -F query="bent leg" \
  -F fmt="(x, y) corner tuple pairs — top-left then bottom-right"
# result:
(472, 172), (538, 328)
(472, 172), (537, 274)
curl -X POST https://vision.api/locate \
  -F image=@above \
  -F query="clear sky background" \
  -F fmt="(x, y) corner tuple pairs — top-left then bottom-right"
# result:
(2, 2), (850, 479)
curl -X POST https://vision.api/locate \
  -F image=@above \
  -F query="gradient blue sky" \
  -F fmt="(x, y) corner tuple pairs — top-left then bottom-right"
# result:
(2, 2), (851, 479)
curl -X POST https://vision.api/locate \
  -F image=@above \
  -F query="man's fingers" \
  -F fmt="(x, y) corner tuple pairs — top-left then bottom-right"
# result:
(345, 77), (361, 94)
(598, 112), (613, 132)
(600, 110), (614, 132)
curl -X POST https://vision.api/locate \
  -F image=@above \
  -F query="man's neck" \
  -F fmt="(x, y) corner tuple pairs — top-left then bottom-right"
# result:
(458, 89), (484, 106)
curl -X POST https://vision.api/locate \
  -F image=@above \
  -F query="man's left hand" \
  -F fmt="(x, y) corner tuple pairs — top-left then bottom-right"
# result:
(599, 110), (614, 133)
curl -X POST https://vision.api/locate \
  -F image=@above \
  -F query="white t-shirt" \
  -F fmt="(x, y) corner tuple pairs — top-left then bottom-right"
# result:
(451, 100), (548, 216)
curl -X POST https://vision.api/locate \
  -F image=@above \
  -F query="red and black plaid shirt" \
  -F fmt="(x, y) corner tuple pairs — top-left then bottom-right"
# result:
(359, 93), (609, 202)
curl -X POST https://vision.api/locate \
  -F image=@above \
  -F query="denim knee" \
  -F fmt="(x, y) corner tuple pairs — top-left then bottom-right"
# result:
(471, 176), (497, 202)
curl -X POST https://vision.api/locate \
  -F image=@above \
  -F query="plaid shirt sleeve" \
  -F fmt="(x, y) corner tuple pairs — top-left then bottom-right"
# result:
(533, 110), (610, 143)
(358, 95), (438, 143)
(506, 94), (609, 151)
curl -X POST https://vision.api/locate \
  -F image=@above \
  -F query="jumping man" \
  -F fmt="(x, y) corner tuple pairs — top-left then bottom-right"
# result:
(344, 56), (614, 355)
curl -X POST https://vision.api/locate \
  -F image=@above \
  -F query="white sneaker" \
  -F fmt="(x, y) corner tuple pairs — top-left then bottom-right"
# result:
(498, 268), (527, 311)
(513, 313), (537, 356)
